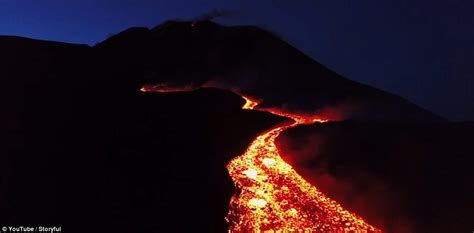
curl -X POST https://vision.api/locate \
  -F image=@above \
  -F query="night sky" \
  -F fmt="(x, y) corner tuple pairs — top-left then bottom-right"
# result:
(1, 0), (473, 121)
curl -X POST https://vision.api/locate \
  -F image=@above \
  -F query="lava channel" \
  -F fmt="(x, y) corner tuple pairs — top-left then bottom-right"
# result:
(226, 96), (381, 233)
(140, 85), (380, 232)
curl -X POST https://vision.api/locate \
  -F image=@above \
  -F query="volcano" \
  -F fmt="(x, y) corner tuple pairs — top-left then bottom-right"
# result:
(1, 20), (473, 233)
(96, 20), (443, 122)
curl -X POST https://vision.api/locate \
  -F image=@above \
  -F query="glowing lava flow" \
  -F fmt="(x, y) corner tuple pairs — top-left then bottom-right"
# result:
(140, 83), (196, 93)
(226, 97), (381, 233)
(140, 85), (379, 232)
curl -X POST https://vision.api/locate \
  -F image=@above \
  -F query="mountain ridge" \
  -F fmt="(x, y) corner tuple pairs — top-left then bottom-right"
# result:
(95, 20), (445, 122)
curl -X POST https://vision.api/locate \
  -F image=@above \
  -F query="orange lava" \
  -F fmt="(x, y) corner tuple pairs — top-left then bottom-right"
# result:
(140, 85), (380, 232)
(226, 96), (381, 232)
(242, 96), (260, 110)
(140, 83), (196, 93)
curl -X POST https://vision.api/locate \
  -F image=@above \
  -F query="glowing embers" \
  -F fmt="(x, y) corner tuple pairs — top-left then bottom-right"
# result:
(243, 169), (259, 180)
(226, 97), (380, 232)
(262, 158), (276, 167)
(249, 198), (268, 209)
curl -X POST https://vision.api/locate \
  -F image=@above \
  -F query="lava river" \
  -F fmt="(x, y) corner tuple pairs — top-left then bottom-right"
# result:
(140, 85), (380, 232)
(226, 96), (380, 233)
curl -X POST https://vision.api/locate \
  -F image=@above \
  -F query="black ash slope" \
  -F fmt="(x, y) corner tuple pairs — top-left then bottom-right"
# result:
(0, 36), (285, 232)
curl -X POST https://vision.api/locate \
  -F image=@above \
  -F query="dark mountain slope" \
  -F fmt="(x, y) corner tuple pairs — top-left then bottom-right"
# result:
(1, 82), (285, 232)
(0, 33), (286, 232)
(96, 20), (444, 122)
(277, 121), (474, 233)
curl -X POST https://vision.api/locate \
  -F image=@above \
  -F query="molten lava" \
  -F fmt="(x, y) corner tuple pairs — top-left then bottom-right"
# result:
(140, 83), (196, 93)
(226, 97), (381, 232)
(242, 96), (259, 110)
(141, 85), (380, 232)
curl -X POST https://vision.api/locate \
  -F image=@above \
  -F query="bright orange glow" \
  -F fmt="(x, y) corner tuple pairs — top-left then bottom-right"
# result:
(242, 96), (259, 110)
(226, 96), (380, 233)
(140, 83), (196, 93)
(140, 86), (380, 232)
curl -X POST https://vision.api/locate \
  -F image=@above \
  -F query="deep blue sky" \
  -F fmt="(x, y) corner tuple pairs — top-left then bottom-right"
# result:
(1, 0), (473, 121)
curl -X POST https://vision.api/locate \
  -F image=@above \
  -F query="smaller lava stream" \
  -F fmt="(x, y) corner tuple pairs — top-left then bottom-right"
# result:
(140, 85), (380, 232)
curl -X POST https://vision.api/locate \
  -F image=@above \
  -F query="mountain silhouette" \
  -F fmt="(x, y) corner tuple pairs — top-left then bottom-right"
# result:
(1, 20), (471, 233)
(97, 20), (444, 122)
